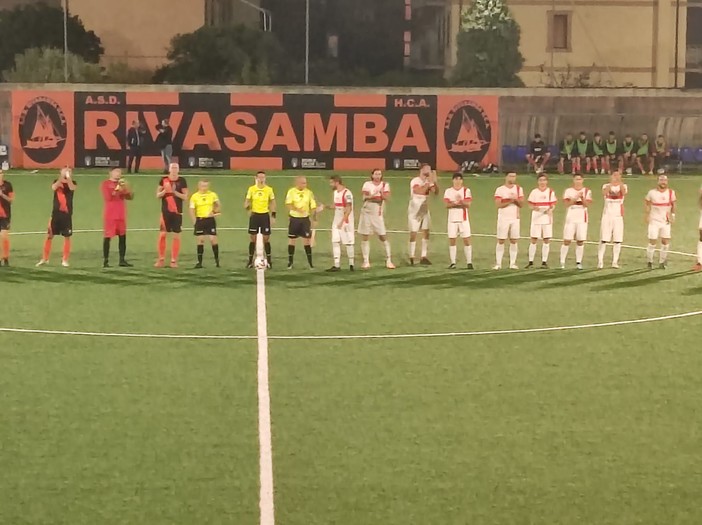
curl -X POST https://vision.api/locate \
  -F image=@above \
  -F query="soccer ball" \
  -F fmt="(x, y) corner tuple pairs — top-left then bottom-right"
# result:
(254, 257), (268, 270)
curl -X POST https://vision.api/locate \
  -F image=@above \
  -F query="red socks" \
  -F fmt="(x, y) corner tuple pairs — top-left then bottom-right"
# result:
(157, 232), (167, 260)
(62, 238), (71, 262)
(43, 238), (52, 260)
(171, 237), (181, 262)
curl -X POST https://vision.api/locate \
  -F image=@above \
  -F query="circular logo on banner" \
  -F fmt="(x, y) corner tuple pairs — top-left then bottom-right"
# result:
(18, 96), (68, 164)
(443, 100), (491, 166)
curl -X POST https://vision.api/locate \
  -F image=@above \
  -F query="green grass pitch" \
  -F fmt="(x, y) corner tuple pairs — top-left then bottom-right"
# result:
(1, 169), (702, 524)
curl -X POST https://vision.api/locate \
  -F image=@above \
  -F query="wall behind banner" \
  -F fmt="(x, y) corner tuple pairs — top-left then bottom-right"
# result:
(9, 90), (499, 172)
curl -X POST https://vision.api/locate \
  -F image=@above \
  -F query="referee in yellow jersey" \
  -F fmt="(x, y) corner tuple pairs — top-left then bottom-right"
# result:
(244, 171), (276, 268)
(285, 176), (317, 269)
(189, 179), (220, 268)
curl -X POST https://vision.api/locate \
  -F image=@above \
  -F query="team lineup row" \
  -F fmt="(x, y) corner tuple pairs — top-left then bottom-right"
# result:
(0, 165), (701, 271)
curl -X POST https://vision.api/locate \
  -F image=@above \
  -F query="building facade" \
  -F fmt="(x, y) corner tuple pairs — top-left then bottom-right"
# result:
(413, 0), (692, 88)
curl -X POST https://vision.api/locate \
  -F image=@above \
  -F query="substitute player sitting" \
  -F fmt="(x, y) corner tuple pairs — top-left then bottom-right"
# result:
(444, 173), (473, 269)
(285, 176), (317, 269)
(644, 174), (676, 269)
(155, 162), (188, 268)
(189, 180), (220, 269)
(36, 167), (76, 268)
(245, 171), (276, 269)
(560, 174), (592, 270)
(408, 164), (439, 266)
(493, 172), (524, 270)
(358, 168), (395, 270)
(597, 171), (627, 269)
(526, 173), (556, 269)
(326, 175), (355, 272)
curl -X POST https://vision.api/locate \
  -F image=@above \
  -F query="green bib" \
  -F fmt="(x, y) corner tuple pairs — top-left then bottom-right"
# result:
(637, 141), (649, 156)
(623, 141), (634, 153)
(593, 140), (604, 156)
(562, 141), (574, 155)
(606, 140), (617, 154)
(576, 140), (589, 155)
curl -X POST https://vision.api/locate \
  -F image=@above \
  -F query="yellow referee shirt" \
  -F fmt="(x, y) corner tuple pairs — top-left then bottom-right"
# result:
(285, 187), (317, 218)
(190, 191), (219, 218)
(246, 185), (275, 214)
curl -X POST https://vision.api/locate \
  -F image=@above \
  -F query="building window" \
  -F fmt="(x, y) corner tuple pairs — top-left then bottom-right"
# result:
(548, 11), (571, 51)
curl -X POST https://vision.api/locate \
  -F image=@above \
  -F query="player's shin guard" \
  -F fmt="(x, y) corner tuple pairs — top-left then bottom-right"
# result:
(646, 244), (655, 263)
(2, 237), (9, 260)
(575, 244), (584, 264)
(103, 238), (111, 263)
(171, 237), (181, 262)
(304, 245), (312, 267)
(509, 243), (518, 266)
(264, 242), (272, 265)
(597, 242), (606, 266)
(361, 240), (370, 263)
(542, 243), (550, 263)
(384, 241), (392, 262)
(495, 243), (504, 266)
(421, 238), (428, 258)
(698, 241), (702, 264)
(449, 245), (457, 264)
(613, 243), (622, 265)
(157, 232), (167, 261)
(660, 244), (669, 263)
(409, 241), (416, 259)
(43, 238), (52, 261)
(248, 242), (255, 264)
(560, 244), (569, 265)
(528, 243), (537, 263)
(62, 238), (71, 263)
(118, 235), (127, 262)
(288, 245), (295, 265)
(464, 245), (473, 264)
(212, 244), (219, 264)
(346, 244), (355, 267)
(197, 244), (204, 264)
(332, 242), (341, 267)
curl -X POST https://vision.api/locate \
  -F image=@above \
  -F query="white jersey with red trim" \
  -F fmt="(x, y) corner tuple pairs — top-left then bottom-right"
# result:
(563, 187), (593, 223)
(333, 188), (354, 225)
(361, 181), (389, 217)
(528, 187), (556, 226)
(494, 184), (524, 221)
(602, 183), (627, 218)
(646, 188), (676, 223)
(444, 186), (472, 222)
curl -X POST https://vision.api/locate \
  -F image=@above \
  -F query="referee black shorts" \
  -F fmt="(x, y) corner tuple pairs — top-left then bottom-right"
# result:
(194, 217), (217, 236)
(49, 212), (72, 237)
(161, 212), (183, 234)
(248, 212), (271, 235)
(288, 216), (312, 239)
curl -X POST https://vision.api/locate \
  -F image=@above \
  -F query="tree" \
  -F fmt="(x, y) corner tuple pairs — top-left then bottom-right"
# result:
(154, 25), (288, 84)
(451, 0), (524, 87)
(2, 47), (102, 83)
(0, 3), (103, 76)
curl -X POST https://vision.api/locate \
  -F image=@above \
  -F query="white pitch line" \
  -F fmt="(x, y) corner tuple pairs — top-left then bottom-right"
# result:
(8, 227), (699, 258)
(1, 309), (701, 341)
(256, 244), (275, 525)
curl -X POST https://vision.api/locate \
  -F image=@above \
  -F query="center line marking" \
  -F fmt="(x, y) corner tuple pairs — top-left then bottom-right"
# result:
(256, 236), (275, 525)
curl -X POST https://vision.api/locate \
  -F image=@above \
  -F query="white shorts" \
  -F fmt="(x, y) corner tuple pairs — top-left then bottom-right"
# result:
(648, 221), (671, 240)
(358, 212), (387, 236)
(529, 223), (553, 240)
(698, 212), (702, 230)
(496, 219), (520, 240)
(332, 223), (355, 245)
(563, 222), (588, 242)
(448, 220), (471, 239)
(600, 215), (624, 243)
(408, 212), (431, 233)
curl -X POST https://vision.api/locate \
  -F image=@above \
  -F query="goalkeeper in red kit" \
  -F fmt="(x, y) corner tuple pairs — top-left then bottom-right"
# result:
(101, 168), (134, 267)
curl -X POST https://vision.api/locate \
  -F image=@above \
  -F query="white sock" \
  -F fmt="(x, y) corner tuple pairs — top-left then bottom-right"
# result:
(509, 243), (518, 266)
(495, 243), (504, 266)
(449, 245), (457, 264)
(421, 238), (428, 258)
(346, 244), (355, 266)
(597, 243), (606, 265)
(528, 243), (537, 263)
(332, 242), (341, 267)
(464, 245), (472, 264)
(362, 240), (370, 263)
(560, 245), (569, 265)
(697, 241), (702, 264)
(646, 244), (655, 263)
(613, 243), (622, 265)
(660, 244), (669, 263)
(384, 240), (392, 261)
(409, 241), (416, 258)
(575, 244), (584, 263)
(542, 243), (550, 263)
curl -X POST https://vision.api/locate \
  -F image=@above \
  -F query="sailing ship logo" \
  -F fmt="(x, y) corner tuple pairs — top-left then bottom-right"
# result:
(18, 96), (68, 164)
(443, 100), (491, 166)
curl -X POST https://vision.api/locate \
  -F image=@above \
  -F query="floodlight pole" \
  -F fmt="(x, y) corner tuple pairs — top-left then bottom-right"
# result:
(305, 0), (310, 85)
(63, 0), (69, 82)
